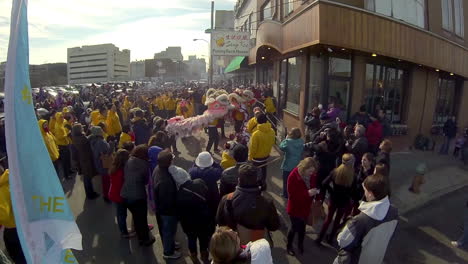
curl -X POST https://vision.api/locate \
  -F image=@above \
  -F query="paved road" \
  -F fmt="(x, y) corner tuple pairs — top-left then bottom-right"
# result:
(5, 126), (465, 264)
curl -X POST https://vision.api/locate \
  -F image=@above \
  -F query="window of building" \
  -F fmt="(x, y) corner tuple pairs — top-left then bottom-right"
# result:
(284, 0), (294, 17)
(365, 0), (425, 28)
(442, 0), (464, 37)
(329, 57), (351, 77)
(434, 78), (458, 125)
(262, 1), (273, 21)
(286, 57), (301, 114)
(307, 55), (322, 112)
(364, 63), (407, 123)
(279, 59), (288, 114)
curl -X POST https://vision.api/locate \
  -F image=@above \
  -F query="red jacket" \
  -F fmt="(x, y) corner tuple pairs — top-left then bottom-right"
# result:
(286, 168), (318, 219)
(366, 120), (383, 146)
(109, 168), (125, 203)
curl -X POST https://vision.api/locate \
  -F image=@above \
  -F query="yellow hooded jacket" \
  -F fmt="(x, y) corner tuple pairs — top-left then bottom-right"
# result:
(0, 170), (15, 228)
(155, 97), (165, 110)
(164, 97), (177, 111)
(106, 110), (122, 137)
(119, 132), (132, 148)
(246, 117), (258, 134)
(90, 110), (106, 126)
(53, 112), (70, 146)
(176, 102), (194, 118)
(249, 122), (276, 161)
(264, 97), (277, 114)
(221, 151), (236, 170)
(38, 119), (60, 161)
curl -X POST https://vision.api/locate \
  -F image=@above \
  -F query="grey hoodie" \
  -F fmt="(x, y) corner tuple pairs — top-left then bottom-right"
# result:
(334, 196), (398, 264)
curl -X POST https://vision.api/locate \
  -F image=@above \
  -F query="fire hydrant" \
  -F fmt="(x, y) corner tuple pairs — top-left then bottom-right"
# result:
(409, 163), (427, 194)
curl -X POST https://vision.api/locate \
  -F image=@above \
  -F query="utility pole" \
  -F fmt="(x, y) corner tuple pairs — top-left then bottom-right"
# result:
(210, 1), (214, 87)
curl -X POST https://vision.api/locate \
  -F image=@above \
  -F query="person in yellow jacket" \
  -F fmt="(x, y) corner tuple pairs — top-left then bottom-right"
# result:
(118, 124), (133, 148)
(38, 119), (60, 174)
(53, 112), (72, 179)
(246, 107), (263, 134)
(0, 169), (27, 263)
(164, 95), (177, 118)
(248, 113), (276, 190)
(106, 104), (122, 138)
(220, 141), (237, 169)
(176, 99), (194, 119)
(90, 106), (107, 126)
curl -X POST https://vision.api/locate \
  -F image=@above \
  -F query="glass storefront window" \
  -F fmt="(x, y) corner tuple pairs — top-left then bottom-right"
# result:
(307, 55), (322, 112)
(286, 57), (300, 114)
(364, 63), (406, 123)
(329, 57), (351, 77)
(279, 59), (288, 112)
(434, 78), (457, 125)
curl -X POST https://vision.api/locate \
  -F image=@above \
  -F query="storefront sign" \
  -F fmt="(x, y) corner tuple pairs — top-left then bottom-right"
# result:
(211, 31), (250, 56)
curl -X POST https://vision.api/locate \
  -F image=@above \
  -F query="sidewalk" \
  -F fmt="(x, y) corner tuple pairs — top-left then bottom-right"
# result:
(389, 150), (468, 214)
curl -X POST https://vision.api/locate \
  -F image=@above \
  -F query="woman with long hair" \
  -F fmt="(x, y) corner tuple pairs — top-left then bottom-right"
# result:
(286, 157), (319, 256)
(108, 149), (132, 238)
(351, 153), (375, 216)
(317, 153), (355, 245)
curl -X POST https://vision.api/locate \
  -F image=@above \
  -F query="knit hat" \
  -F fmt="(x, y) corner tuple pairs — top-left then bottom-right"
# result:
(168, 165), (191, 189)
(232, 144), (248, 163)
(416, 163), (427, 175)
(90, 126), (104, 137)
(195, 151), (214, 168)
(319, 112), (329, 121)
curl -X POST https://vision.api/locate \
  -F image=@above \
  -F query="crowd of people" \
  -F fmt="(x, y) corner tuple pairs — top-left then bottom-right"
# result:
(0, 81), (400, 264)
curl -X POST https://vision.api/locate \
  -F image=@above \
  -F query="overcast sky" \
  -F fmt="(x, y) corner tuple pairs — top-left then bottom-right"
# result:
(0, 0), (236, 64)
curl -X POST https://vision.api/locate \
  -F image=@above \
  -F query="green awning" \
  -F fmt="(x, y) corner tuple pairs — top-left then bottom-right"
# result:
(224, 56), (246, 73)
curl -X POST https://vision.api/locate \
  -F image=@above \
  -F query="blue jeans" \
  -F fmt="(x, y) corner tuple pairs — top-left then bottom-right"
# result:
(439, 136), (454, 155)
(115, 202), (128, 235)
(160, 215), (178, 255)
(457, 209), (468, 246)
(282, 170), (291, 198)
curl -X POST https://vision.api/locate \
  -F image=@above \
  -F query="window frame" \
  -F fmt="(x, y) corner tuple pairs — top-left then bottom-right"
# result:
(261, 0), (272, 21)
(442, 0), (465, 38)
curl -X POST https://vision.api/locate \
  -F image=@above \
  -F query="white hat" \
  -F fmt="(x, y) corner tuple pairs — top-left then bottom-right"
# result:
(195, 151), (214, 168)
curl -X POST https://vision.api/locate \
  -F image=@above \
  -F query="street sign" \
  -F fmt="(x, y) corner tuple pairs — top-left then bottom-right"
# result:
(211, 31), (250, 56)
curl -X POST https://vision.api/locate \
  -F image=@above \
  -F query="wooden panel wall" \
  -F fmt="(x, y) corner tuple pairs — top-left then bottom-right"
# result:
(282, 5), (320, 53)
(318, 3), (468, 77)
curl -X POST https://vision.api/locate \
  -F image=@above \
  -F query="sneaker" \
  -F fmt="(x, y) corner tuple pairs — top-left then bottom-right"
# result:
(451, 241), (461, 248)
(163, 251), (182, 260)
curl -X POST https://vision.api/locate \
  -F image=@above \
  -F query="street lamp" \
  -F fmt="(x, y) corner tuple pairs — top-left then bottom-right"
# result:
(194, 38), (212, 86)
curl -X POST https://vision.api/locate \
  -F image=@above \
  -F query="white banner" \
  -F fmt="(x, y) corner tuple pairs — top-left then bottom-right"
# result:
(211, 31), (250, 56)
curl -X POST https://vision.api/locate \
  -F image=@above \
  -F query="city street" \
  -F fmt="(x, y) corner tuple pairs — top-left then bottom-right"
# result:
(60, 129), (468, 264)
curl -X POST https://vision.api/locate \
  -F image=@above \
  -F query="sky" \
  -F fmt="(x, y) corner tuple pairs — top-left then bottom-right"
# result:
(0, 0), (236, 64)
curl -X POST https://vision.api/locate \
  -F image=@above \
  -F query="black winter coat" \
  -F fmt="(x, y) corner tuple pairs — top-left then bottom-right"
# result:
(72, 134), (97, 178)
(153, 166), (177, 216)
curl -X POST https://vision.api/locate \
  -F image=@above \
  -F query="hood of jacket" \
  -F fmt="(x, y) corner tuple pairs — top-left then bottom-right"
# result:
(257, 122), (273, 133)
(358, 196), (390, 221)
(148, 146), (163, 171)
(55, 112), (64, 124)
(38, 119), (48, 135)
(232, 186), (261, 209)
(168, 165), (191, 189)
